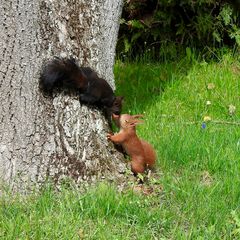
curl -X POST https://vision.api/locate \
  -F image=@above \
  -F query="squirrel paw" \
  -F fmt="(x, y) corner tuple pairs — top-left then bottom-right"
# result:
(107, 133), (113, 140)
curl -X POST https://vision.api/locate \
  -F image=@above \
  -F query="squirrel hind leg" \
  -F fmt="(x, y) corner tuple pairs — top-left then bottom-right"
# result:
(131, 161), (145, 175)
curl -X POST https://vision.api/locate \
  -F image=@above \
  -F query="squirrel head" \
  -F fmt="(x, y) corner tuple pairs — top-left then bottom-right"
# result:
(113, 114), (144, 130)
(111, 96), (124, 115)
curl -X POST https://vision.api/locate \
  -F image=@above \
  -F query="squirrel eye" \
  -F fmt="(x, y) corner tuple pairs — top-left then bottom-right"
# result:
(125, 120), (128, 123)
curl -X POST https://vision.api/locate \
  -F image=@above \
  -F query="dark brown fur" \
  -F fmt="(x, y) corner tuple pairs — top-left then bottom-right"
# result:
(40, 57), (124, 125)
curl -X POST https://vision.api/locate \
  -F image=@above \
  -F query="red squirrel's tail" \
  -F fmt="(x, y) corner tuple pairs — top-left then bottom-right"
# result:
(141, 140), (156, 168)
(40, 57), (87, 91)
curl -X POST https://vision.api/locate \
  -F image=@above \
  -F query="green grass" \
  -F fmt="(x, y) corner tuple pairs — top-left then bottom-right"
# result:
(1, 54), (240, 239)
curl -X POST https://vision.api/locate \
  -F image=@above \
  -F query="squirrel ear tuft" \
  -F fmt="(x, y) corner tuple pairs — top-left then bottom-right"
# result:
(115, 96), (124, 100)
(135, 119), (144, 125)
(130, 119), (144, 126)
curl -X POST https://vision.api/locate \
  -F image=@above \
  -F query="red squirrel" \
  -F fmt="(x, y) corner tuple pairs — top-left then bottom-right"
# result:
(107, 114), (156, 175)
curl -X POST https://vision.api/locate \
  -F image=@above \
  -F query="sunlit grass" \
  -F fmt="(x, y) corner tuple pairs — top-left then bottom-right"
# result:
(114, 54), (240, 239)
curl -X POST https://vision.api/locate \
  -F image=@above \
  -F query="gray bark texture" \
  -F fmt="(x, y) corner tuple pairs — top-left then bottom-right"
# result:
(0, 0), (126, 192)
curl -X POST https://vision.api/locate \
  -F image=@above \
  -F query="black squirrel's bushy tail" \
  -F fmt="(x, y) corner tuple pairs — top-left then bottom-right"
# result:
(40, 57), (87, 91)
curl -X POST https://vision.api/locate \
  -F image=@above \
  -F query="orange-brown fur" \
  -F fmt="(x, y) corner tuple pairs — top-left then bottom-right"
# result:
(107, 114), (156, 174)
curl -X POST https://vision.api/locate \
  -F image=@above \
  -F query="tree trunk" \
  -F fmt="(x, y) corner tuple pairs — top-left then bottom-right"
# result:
(0, 0), (126, 192)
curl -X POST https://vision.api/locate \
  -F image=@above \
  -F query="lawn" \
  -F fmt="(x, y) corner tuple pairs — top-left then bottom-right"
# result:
(1, 54), (240, 239)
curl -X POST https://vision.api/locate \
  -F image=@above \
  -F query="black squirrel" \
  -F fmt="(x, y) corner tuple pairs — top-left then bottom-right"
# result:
(40, 57), (123, 125)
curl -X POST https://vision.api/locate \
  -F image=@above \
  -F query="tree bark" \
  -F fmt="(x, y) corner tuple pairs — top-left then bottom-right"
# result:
(0, 0), (126, 192)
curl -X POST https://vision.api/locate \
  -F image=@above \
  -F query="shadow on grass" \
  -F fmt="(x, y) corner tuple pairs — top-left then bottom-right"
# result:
(114, 58), (192, 114)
